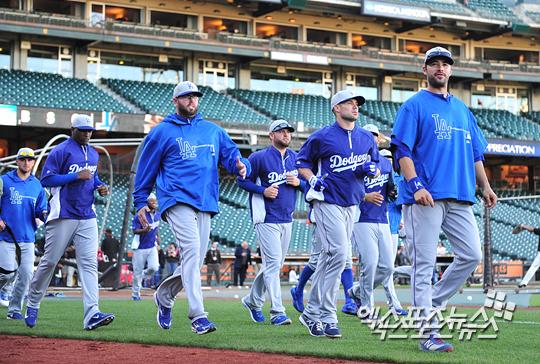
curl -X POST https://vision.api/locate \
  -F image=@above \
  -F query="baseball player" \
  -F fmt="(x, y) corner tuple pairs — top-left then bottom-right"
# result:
(237, 119), (305, 326)
(348, 126), (406, 322)
(290, 196), (357, 315)
(25, 114), (115, 330)
(133, 81), (250, 335)
(513, 224), (540, 288)
(131, 193), (160, 301)
(390, 46), (497, 352)
(0, 148), (47, 319)
(296, 89), (380, 338)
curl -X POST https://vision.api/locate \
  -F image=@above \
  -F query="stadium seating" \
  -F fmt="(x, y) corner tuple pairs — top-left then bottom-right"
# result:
(526, 11), (540, 23)
(472, 109), (540, 140)
(228, 89), (385, 129)
(102, 78), (270, 125)
(384, 0), (470, 16)
(0, 69), (131, 113)
(465, 0), (521, 22)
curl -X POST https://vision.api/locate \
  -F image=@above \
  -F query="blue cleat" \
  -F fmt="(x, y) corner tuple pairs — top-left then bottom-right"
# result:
(347, 288), (362, 308)
(299, 314), (325, 337)
(419, 335), (454, 352)
(132, 295), (142, 301)
(85, 312), (115, 330)
(191, 317), (216, 335)
(241, 296), (265, 323)
(25, 307), (39, 328)
(323, 322), (342, 338)
(154, 292), (172, 329)
(270, 314), (292, 325)
(7, 312), (23, 320)
(290, 286), (304, 313)
(391, 307), (409, 316)
(341, 301), (358, 316)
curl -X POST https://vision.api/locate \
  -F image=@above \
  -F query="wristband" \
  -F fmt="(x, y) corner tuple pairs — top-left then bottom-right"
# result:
(407, 177), (425, 193)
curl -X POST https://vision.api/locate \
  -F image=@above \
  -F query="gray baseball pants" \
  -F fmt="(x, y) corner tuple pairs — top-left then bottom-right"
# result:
(0, 241), (35, 315)
(382, 233), (404, 310)
(155, 204), (210, 321)
(132, 246), (159, 298)
(244, 222), (292, 317)
(307, 224), (353, 271)
(351, 222), (394, 310)
(27, 219), (100, 328)
(304, 202), (356, 324)
(403, 201), (481, 332)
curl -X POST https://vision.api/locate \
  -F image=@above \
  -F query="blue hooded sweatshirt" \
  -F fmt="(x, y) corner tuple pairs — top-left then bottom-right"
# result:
(133, 113), (251, 217)
(0, 170), (47, 243)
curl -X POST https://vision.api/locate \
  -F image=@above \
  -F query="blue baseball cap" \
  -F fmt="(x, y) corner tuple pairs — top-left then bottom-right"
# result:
(173, 81), (203, 98)
(424, 46), (454, 65)
(71, 114), (95, 130)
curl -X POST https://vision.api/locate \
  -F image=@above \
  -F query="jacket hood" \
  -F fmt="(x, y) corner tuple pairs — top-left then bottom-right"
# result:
(163, 113), (203, 126)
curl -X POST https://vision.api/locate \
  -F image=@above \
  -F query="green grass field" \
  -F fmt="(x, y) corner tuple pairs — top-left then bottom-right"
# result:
(1, 298), (539, 363)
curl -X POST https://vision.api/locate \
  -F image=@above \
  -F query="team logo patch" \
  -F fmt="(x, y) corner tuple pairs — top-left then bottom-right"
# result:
(9, 187), (22, 205)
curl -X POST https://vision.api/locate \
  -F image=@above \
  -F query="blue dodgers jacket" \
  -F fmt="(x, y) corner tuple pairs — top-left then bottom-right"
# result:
(358, 156), (393, 224)
(133, 113), (250, 216)
(296, 122), (379, 207)
(0, 170), (47, 243)
(41, 138), (105, 222)
(237, 146), (306, 224)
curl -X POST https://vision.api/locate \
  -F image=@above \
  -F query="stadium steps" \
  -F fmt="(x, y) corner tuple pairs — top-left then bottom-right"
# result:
(97, 80), (146, 114)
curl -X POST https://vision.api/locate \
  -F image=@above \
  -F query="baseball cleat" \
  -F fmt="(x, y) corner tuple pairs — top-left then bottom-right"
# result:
(323, 322), (342, 338)
(154, 292), (172, 329)
(299, 314), (325, 337)
(347, 287), (362, 308)
(132, 295), (142, 301)
(24, 307), (39, 328)
(419, 335), (454, 352)
(341, 301), (358, 316)
(191, 317), (216, 335)
(391, 307), (409, 316)
(241, 296), (265, 323)
(270, 314), (292, 325)
(85, 312), (115, 330)
(518, 284), (526, 288)
(290, 286), (304, 313)
(7, 312), (23, 320)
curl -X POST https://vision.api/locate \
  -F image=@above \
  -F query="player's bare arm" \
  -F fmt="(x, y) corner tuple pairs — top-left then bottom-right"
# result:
(236, 156), (247, 179)
(0, 218), (5, 231)
(136, 207), (150, 229)
(474, 161), (497, 208)
(298, 167), (315, 182)
(398, 156), (434, 207)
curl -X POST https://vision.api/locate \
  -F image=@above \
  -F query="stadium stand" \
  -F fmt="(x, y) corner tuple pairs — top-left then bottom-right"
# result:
(102, 78), (270, 126)
(0, 69), (131, 113)
(465, 0), (521, 22)
(472, 109), (540, 140)
(384, 0), (471, 16)
(526, 11), (540, 23)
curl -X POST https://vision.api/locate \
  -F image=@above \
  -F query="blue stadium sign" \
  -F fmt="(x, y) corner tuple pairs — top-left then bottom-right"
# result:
(362, 0), (431, 23)
(486, 139), (540, 158)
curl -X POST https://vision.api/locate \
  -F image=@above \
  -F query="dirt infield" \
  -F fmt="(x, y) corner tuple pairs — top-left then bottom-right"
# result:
(0, 335), (380, 364)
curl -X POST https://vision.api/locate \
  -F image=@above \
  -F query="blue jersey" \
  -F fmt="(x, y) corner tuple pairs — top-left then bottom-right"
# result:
(387, 174), (403, 234)
(132, 210), (159, 249)
(41, 138), (104, 221)
(359, 156), (392, 224)
(0, 170), (47, 243)
(391, 90), (487, 205)
(238, 146), (305, 224)
(296, 122), (379, 207)
(133, 113), (247, 217)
